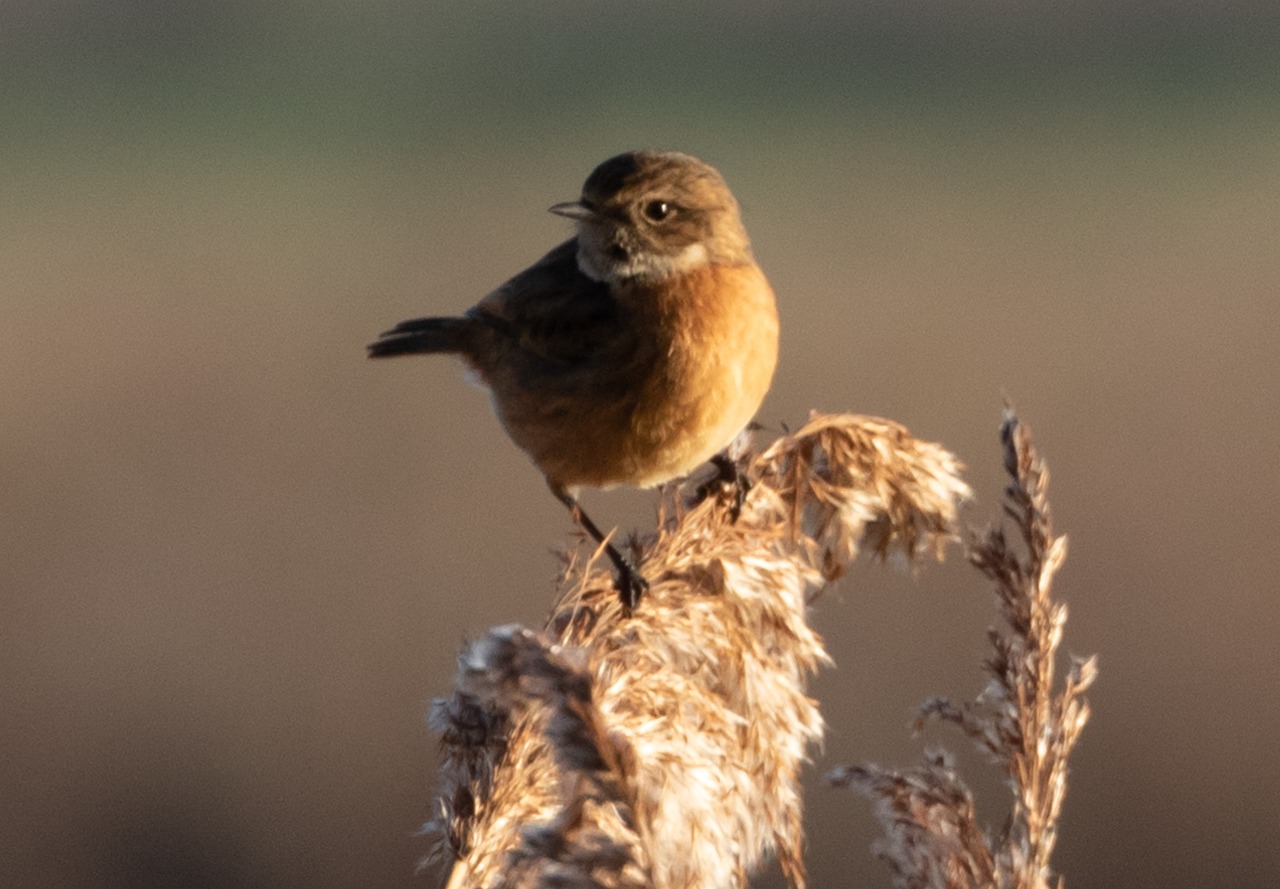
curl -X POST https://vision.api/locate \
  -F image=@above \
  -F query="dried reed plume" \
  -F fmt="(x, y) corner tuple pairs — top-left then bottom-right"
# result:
(830, 409), (1096, 889)
(425, 413), (970, 889)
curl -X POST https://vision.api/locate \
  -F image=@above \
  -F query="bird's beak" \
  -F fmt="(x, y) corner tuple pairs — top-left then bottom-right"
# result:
(548, 200), (594, 221)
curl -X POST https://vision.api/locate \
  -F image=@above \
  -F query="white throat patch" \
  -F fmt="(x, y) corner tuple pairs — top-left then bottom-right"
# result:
(578, 242), (709, 284)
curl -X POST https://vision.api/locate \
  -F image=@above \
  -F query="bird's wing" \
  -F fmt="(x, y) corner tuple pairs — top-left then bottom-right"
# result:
(472, 238), (620, 364)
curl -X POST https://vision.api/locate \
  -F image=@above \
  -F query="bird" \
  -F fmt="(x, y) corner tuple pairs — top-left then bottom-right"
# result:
(368, 150), (779, 610)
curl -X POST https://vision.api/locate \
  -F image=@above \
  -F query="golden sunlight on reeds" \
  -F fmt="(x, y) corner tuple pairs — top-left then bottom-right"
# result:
(423, 412), (1091, 889)
(830, 411), (1094, 889)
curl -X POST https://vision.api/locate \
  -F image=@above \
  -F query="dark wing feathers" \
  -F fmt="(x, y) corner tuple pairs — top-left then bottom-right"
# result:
(368, 238), (619, 365)
(367, 316), (472, 358)
(472, 238), (618, 364)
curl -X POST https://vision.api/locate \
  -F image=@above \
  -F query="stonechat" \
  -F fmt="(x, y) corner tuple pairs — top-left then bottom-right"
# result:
(369, 151), (779, 609)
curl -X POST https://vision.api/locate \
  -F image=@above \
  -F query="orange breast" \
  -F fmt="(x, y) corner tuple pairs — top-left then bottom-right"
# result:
(485, 261), (779, 491)
(620, 262), (779, 487)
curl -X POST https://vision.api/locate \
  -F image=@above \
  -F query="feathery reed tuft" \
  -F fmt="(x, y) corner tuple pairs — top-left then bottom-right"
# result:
(425, 413), (970, 889)
(829, 409), (1096, 889)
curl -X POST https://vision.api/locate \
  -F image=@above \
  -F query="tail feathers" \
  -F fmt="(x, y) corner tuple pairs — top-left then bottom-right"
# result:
(367, 316), (472, 358)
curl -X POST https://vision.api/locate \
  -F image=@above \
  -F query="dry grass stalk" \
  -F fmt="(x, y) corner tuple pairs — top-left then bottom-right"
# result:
(425, 413), (970, 889)
(829, 409), (1097, 889)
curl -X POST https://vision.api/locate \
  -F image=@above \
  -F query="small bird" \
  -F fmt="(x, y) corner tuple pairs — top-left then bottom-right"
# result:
(369, 151), (778, 609)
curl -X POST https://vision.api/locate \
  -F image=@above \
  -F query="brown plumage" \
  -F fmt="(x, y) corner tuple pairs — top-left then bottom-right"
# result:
(370, 151), (779, 608)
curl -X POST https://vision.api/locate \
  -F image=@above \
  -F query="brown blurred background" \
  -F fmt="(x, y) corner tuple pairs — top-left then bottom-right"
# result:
(3, 2), (1278, 887)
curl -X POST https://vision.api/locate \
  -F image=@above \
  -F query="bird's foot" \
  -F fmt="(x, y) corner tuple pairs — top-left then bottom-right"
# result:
(695, 453), (752, 522)
(551, 485), (651, 614)
(614, 561), (650, 614)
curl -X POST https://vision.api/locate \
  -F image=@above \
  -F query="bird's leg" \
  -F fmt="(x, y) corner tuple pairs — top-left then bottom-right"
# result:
(695, 451), (752, 522)
(551, 486), (649, 612)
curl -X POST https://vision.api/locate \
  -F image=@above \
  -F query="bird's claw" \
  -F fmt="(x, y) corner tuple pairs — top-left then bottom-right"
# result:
(615, 563), (650, 613)
(695, 453), (751, 522)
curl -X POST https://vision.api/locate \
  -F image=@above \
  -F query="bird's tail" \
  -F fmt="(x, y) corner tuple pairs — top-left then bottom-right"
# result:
(367, 316), (473, 358)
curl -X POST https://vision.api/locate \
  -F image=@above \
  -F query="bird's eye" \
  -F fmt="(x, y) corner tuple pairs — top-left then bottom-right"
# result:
(642, 200), (673, 222)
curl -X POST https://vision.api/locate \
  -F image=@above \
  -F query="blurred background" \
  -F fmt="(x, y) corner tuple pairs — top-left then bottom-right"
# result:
(4, 2), (1278, 887)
